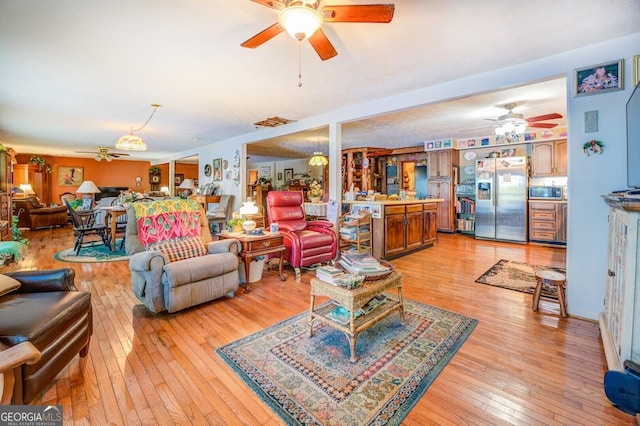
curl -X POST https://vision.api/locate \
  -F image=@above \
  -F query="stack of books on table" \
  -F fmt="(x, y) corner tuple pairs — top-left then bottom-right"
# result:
(315, 265), (345, 285)
(338, 252), (391, 275)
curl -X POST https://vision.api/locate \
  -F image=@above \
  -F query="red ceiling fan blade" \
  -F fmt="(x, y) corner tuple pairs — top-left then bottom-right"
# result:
(526, 113), (562, 122)
(321, 4), (395, 23)
(528, 122), (558, 129)
(249, 0), (285, 10)
(308, 29), (338, 61)
(241, 23), (285, 48)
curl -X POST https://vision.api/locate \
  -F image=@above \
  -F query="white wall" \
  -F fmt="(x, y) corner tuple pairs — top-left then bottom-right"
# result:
(188, 32), (640, 320)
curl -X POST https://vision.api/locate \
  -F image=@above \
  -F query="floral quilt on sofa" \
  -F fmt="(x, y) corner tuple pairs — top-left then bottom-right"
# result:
(133, 199), (203, 247)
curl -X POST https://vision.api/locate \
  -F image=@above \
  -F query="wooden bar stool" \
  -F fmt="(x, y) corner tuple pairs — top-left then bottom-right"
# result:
(532, 269), (567, 317)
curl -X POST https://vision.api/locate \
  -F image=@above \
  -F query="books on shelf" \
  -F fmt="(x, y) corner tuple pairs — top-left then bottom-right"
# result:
(325, 295), (387, 325)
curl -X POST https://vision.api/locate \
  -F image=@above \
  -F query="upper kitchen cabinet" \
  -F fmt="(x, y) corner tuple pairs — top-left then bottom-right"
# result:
(427, 150), (454, 178)
(532, 140), (567, 177)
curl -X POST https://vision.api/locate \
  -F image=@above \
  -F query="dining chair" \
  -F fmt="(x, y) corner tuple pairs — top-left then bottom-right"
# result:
(64, 199), (110, 255)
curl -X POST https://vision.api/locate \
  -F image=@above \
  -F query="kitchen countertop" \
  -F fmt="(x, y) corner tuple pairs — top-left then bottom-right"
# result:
(343, 199), (443, 205)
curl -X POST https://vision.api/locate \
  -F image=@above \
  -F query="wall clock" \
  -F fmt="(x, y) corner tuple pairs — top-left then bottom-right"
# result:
(223, 160), (229, 170)
(204, 164), (211, 177)
(151, 175), (160, 183)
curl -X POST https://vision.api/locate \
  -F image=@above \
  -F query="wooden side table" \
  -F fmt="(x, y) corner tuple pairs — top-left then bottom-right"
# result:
(218, 231), (286, 293)
(309, 272), (404, 362)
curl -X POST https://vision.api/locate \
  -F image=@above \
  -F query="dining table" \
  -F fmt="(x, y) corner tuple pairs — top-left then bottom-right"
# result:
(97, 205), (127, 251)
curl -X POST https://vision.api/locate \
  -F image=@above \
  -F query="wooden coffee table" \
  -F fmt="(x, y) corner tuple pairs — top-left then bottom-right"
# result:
(218, 231), (286, 293)
(309, 271), (404, 362)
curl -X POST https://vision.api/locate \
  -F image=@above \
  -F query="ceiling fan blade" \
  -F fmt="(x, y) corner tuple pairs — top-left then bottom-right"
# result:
(110, 153), (130, 157)
(76, 151), (97, 154)
(321, 4), (395, 23)
(528, 122), (558, 129)
(241, 23), (284, 48)
(526, 112), (562, 122)
(308, 29), (337, 61)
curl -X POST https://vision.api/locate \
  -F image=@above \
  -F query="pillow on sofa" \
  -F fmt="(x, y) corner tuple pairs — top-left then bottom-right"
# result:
(0, 274), (21, 296)
(147, 236), (206, 263)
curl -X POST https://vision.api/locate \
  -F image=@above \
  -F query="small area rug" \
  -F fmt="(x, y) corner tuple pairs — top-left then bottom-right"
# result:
(216, 299), (477, 425)
(475, 259), (565, 297)
(54, 241), (130, 263)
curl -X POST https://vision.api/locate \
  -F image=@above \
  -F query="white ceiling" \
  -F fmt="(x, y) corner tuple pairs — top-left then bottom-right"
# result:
(1, 1), (639, 163)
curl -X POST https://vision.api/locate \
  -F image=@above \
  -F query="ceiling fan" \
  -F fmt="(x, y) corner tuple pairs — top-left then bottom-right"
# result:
(76, 146), (130, 162)
(486, 103), (563, 130)
(241, 0), (395, 61)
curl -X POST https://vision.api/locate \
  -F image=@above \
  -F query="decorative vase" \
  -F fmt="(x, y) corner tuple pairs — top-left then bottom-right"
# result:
(309, 197), (320, 203)
(242, 219), (256, 233)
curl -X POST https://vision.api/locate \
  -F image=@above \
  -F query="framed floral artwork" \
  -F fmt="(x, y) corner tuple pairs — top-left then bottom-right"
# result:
(57, 166), (83, 186)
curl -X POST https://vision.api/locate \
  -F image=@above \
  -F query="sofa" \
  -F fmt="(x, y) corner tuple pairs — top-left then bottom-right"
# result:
(125, 199), (242, 313)
(0, 268), (92, 404)
(13, 197), (68, 230)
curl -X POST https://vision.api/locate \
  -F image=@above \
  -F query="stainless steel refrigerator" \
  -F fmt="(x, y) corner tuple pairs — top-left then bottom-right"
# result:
(475, 156), (528, 242)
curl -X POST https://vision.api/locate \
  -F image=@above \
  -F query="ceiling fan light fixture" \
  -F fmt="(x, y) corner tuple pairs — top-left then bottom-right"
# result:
(115, 133), (147, 151)
(279, 5), (323, 41)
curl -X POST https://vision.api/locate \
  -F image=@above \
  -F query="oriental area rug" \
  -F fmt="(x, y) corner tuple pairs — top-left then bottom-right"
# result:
(54, 240), (130, 263)
(216, 299), (478, 425)
(475, 259), (565, 298)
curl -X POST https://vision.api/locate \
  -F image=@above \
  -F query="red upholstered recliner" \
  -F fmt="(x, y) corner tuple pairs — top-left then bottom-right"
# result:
(266, 191), (337, 280)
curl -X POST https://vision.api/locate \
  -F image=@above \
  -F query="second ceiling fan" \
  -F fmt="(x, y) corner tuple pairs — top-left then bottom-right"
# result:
(241, 1), (395, 61)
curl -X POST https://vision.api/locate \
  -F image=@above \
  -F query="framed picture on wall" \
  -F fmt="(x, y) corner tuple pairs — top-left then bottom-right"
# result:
(574, 59), (624, 97)
(174, 174), (184, 185)
(260, 165), (271, 177)
(57, 166), (83, 186)
(284, 168), (293, 183)
(277, 172), (283, 181)
(212, 158), (222, 181)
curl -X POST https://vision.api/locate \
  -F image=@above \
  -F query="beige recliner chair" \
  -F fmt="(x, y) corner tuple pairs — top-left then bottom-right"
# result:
(125, 199), (241, 313)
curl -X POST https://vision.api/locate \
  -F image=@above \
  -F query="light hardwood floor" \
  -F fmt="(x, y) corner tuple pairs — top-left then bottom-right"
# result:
(2, 227), (633, 425)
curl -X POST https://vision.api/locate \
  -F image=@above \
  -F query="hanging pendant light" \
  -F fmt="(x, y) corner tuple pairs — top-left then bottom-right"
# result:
(115, 104), (161, 151)
(309, 139), (328, 166)
(309, 152), (328, 166)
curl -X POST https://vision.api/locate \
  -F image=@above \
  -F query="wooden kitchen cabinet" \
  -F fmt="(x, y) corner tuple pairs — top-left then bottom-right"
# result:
(423, 202), (438, 244)
(428, 179), (454, 232)
(383, 205), (406, 258)
(532, 140), (567, 177)
(406, 204), (424, 251)
(528, 201), (567, 246)
(427, 150), (452, 178)
(346, 200), (439, 260)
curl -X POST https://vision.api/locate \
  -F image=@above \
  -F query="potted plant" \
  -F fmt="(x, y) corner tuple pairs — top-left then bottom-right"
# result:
(227, 211), (245, 233)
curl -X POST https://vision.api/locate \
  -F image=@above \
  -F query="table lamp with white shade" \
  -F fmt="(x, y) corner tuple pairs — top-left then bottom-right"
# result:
(178, 179), (194, 197)
(239, 199), (259, 232)
(18, 184), (36, 199)
(76, 180), (101, 207)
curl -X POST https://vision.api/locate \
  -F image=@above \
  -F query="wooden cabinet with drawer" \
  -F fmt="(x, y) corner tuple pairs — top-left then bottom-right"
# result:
(529, 201), (567, 246)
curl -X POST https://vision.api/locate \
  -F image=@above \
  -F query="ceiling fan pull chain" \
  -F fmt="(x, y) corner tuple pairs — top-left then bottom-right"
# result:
(298, 42), (303, 88)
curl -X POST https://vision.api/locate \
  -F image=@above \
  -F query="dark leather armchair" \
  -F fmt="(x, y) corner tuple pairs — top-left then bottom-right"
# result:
(13, 197), (68, 230)
(266, 191), (337, 280)
(0, 268), (92, 404)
